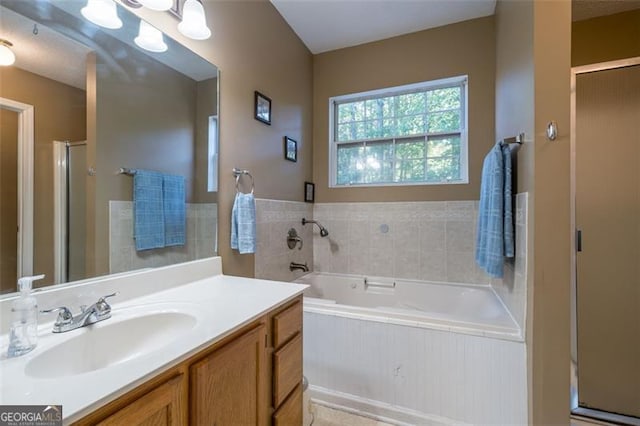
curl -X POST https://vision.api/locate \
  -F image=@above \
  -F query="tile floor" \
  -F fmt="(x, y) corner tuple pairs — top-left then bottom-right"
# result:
(310, 404), (394, 426)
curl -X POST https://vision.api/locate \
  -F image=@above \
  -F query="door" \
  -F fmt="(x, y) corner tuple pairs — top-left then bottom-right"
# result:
(0, 108), (19, 293)
(575, 64), (640, 418)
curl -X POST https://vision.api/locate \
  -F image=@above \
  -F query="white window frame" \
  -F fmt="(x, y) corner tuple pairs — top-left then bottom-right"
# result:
(328, 75), (469, 188)
(207, 115), (218, 192)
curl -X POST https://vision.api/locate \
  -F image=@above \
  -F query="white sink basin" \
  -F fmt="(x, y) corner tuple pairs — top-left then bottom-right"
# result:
(25, 311), (197, 379)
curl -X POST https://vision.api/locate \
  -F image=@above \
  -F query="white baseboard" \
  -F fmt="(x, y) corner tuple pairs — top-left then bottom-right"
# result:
(308, 385), (469, 426)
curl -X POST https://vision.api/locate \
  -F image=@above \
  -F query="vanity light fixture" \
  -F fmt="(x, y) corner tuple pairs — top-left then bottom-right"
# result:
(81, 0), (123, 29)
(137, 0), (172, 12)
(178, 0), (211, 40)
(134, 20), (168, 52)
(0, 39), (16, 66)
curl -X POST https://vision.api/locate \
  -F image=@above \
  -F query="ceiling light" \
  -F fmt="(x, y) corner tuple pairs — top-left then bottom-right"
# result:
(137, 0), (172, 12)
(81, 0), (123, 30)
(178, 0), (211, 40)
(0, 39), (15, 66)
(134, 20), (168, 53)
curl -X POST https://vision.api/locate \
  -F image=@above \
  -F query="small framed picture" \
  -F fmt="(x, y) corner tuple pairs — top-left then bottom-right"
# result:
(254, 91), (271, 125)
(304, 181), (315, 203)
(284, 136), (297, 162)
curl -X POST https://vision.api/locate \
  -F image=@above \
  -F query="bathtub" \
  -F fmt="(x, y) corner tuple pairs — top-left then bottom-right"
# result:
(297, 272), (527, 425)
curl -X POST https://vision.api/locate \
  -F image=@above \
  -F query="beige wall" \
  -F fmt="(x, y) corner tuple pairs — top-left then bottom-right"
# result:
(0, 67), (86, 287)
(0, 109), (18, 293)
(91, 46), (199, 276)
(124, 0), (314, 277)
(495, 1), (534, 194)
(531, 1), (572, 423)
(572, 9), (640, 67)
(495, 1), (572, 422)
(312, 16), (495, 203)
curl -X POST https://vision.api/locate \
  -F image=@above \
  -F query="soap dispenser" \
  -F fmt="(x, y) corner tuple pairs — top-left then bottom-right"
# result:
(7, 274), (44, 358)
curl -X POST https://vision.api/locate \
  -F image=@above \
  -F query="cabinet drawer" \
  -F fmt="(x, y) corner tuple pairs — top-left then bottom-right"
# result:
(273, 384), (302, 426)
(273, 333), (302, 408)
(272, 299), (302, 348)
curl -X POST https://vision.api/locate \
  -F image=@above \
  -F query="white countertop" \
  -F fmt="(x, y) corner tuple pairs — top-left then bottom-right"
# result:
(0, 264), (306, 424)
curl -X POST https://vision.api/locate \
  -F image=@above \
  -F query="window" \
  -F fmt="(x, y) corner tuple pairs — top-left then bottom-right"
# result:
(207, 115), (218, 192)
(329, 76), (468, 187)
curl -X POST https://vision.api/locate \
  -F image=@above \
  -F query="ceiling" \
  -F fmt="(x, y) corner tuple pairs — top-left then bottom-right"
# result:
(272, 0), (640, 54)
(270, 0), (497, 54)
(572, 0), (640, 21)
(0, 6), (92, 89)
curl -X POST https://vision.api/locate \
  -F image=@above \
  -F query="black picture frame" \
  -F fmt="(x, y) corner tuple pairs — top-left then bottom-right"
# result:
(254, 91), (271, 125)
(304, 182), (315, 203)
(284, 136), (297, 162)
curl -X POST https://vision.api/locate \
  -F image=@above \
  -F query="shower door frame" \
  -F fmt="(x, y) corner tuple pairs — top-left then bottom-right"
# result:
(570, 56), (640, 426)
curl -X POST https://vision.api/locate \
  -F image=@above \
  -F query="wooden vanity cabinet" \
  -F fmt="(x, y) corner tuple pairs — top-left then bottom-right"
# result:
(72, 295), (302, 426)
(270, 299), (303, 424)
(190, 323), (267, 426)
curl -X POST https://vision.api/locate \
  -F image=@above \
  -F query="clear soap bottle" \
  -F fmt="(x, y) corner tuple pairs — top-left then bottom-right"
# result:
(7, 274), (44, 358)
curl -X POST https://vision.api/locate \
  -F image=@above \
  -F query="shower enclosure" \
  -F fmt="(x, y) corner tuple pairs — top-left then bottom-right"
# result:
(53, 141), (87, 284)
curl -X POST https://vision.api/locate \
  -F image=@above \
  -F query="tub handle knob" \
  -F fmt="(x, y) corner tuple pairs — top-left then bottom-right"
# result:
(287, 228), (303, 250)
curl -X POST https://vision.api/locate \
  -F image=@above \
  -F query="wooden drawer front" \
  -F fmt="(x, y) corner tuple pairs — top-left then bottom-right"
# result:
(273, 333), (302, 408)
(96, 374), (185, 426)
(273, 384), (302, 426)
(273, 300), (302, 348)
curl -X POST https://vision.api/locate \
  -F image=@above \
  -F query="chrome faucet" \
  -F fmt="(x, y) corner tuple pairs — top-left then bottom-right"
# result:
(42, 292), (118, 333)
(290, 262), (309, 272)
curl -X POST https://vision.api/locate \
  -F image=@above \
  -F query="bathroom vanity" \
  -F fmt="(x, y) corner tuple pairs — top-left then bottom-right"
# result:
(0, 257), (306, 425)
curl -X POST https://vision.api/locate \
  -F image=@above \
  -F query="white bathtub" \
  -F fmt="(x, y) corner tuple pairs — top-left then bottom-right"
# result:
(297, 272), (527, 425)
(298, 272), (520, 339)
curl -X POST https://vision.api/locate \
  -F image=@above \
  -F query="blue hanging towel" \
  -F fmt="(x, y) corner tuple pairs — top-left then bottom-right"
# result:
(231, 192), (256, 254)
(163, 174), (186, 247)
(133, 170), (165, 251)
(475, 143), (515, 278)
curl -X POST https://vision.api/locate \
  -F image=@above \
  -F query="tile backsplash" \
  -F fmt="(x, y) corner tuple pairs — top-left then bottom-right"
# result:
(109, 201), (217, 274)
(254, 199), (313, 282)
(491, 192), (528, 330)
(312, 200), (491, 285)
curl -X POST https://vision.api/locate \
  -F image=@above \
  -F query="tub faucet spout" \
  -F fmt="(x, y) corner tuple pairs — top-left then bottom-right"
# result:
(290, 262), (309, 272)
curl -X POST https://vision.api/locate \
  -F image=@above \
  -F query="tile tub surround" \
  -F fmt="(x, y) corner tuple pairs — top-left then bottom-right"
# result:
(312, 201), (487, 284)
(304, 311), (528, 425)
(491, 192), (528, 330)
(312, 197), (528, 330)
(109, 201), (217, 274)
(254, 199), (314, 282)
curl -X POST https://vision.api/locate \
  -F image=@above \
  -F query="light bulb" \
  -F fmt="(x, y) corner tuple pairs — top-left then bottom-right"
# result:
(81, 0), (123, 30)
(0, 40), (15, 66)
(178, 0), (211, 40)
(134, 20), (168, 53)
(138, 0), (173, 12)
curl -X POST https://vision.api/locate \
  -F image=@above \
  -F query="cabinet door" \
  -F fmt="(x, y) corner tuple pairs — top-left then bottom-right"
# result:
(96, 374), (185, 426)
(190, 323), (267, 426)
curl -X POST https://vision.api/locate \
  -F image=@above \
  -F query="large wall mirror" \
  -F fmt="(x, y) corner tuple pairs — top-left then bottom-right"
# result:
(0, 0), (219, 295)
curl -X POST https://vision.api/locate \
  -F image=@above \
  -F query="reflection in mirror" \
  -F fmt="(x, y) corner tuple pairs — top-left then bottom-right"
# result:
(0, 0), (219, 294)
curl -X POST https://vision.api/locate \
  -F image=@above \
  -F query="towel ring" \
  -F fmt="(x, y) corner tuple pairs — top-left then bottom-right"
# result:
(233, 168), (254, 194)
